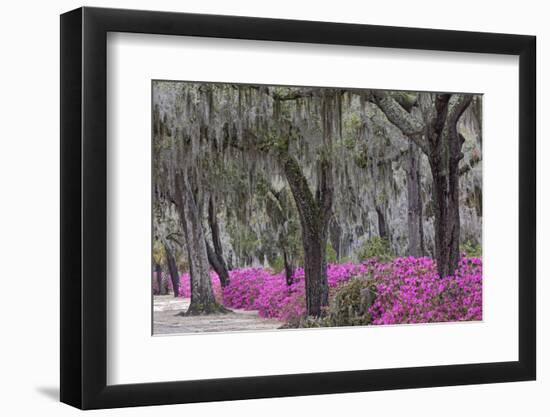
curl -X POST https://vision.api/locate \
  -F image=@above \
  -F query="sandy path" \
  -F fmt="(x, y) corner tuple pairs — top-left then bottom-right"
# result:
(153, 295), (283, 335)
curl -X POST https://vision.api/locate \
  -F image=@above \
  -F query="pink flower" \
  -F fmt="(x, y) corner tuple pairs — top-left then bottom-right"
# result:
(173, 256), (482, 325)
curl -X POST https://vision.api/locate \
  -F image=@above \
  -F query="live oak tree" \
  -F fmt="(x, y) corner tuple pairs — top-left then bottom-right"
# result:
(173, 169), (229, 314)
(243, 87), (341, 316)
(370, 91), (472, 277)
(276, 130), (333, 315)
(154, 83), (342, 316)
(153, 85), (228, 315)
(152, 80), (478, 318)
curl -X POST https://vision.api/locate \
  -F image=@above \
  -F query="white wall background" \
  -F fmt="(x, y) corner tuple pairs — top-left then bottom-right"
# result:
(0, 0), (545, 415)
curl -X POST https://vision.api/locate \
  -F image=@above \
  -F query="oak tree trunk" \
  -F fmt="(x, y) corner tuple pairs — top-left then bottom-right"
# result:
(302, 227), (329, 316)
(429, 156), (460, 278)
(329, 218), (343, 261)
(406, 142), (425, 257)
(206, 195), (230, 287)
(164, 243), (180, 297)
(280, 153), (331, 317)
(427, 95), (469, 278)
(174, 172), (228, 315)
(205, 241), (229, 287)
(282, 249), (294, 286)
(154, 263), (166, 295)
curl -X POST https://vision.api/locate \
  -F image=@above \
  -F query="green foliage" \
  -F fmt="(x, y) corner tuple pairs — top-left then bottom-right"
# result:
(152, 240), (166, 265)
(326, 242), (338, 264)
(281, 277), (376, 329)
(280, 315), (329, 329)
(357, 236), (393, 262)
(326, 277), (375, 327)
(270, 256), (285, 274)
(460, 240), (482, 257)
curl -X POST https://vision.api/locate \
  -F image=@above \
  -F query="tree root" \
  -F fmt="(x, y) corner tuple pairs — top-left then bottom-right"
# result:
(177, 302), (232, 316)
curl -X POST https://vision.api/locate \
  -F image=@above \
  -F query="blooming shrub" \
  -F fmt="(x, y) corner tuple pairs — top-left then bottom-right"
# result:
(172, 257), (482, 326)
(367, 257), (482, 325)
(177, 271), (224, 302)
(220, 262), (369, 321)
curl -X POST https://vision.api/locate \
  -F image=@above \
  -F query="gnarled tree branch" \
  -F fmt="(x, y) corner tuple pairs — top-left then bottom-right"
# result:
(371, 91), (429, 154)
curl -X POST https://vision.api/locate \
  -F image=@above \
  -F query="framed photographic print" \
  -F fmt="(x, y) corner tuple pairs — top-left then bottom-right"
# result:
(60, 6), (536, 410)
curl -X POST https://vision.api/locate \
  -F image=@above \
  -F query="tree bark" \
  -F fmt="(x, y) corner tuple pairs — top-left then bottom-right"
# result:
(174, 171), (228, 315)
(280, 153), (331, 317)
(206, 195), (230, 287)
(406, 142), (425, 257)
(282, 249), (294, 286)
(329, 218), (343, 260)
(164, 243), (180, 297)
(205, 240), (229, 287)
(154, 263), (166, 295)
(439, 98), (470, 277)
(375, 205), (388, 240)
(429, 155), (459, 278)
(302, 227), (329, 316)
(427, 94), (470, 278)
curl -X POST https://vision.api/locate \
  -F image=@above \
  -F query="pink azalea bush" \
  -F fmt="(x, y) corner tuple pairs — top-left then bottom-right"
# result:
(366, 257), (482, 324)
(173, 257), (482, 326)
(222, 263), (368, 321)
(177, 271), (224, 301)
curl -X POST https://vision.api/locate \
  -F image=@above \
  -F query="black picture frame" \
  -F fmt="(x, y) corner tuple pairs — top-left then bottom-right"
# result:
(60, 6), (536, 410)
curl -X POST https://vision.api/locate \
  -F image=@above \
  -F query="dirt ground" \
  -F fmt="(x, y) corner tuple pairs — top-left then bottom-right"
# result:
(153, 295), (283, 335)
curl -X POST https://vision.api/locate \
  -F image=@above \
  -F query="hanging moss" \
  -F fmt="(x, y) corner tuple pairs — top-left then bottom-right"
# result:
(152, 81), (482, 267)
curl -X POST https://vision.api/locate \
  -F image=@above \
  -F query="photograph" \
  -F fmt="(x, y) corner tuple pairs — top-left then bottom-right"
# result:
(0, 0), (543, 413)
(152, 81), (483, 335)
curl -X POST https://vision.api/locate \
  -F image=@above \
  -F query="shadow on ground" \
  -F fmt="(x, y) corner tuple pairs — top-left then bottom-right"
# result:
(36, 386), (59, 401)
